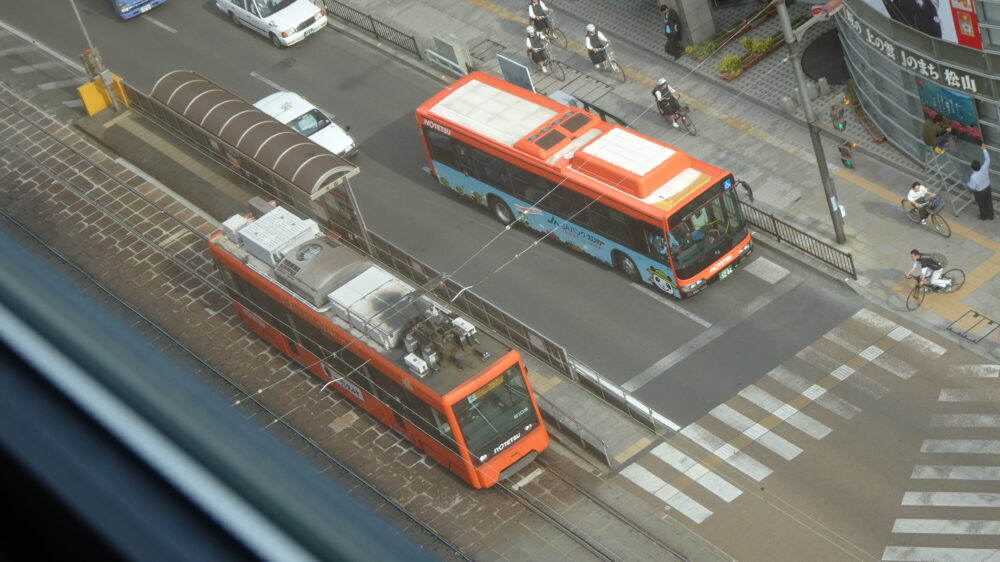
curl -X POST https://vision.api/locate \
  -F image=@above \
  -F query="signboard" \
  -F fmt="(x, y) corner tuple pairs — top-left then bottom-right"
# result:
(916, 78), (982, 142)
(497, 54), (535, 94)
(856, 0), (982, 49)
(841, 6), (982, 95)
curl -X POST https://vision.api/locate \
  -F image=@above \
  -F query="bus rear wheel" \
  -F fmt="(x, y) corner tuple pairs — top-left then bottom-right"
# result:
(490, 197), (514, 224)
(615, 253), (640, 281)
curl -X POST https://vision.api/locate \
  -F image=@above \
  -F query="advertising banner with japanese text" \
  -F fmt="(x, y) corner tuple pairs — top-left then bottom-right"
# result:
(857, 0), (982, 49)
(917, 78), (982, 142)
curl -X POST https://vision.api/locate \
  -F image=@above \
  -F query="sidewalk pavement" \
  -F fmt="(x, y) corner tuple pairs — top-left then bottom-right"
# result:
(341, 0), (1000, 361)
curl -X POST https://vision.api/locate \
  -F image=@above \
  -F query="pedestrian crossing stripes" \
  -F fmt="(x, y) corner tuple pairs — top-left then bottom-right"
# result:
(884, 364), (1000, 560)
(616, 307), (958, 525)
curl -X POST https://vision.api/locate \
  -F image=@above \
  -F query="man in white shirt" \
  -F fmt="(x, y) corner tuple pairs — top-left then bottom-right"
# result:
(907, 181), (936, 224)
(967, 143), (993, 220)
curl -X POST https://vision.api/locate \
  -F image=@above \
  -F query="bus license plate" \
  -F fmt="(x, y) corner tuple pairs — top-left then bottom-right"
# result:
(719, 265), (733, 280)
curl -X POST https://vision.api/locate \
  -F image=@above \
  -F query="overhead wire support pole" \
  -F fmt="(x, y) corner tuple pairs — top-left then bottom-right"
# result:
(776, 0), (847, 244)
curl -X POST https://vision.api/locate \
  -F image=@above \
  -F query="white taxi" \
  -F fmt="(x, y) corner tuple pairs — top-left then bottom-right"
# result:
(216, 0), (327, 48)
(254, 91), (358, 159)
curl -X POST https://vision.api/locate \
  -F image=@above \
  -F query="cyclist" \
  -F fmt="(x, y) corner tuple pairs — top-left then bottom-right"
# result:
(525, 26), (550, 73)
(906, 181), (938, 225)
(528, 0), (553, 34)
(905, 249), (950, 290)
(584, 24), (610, 69)
(652, 77), (682, 128)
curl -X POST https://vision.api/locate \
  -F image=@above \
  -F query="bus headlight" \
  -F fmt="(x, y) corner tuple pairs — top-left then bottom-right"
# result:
(681, 279), (705, 294)
(479, 454), (488, 462)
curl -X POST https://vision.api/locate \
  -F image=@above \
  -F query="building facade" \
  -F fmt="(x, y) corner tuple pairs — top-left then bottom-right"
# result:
(837, 0), (998, 192)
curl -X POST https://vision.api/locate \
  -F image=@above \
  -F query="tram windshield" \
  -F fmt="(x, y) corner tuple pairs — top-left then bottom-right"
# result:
(453, 365), (539, 460)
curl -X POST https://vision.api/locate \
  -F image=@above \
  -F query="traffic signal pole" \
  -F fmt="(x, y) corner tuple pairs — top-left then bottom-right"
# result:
(777, 0), (847, 244)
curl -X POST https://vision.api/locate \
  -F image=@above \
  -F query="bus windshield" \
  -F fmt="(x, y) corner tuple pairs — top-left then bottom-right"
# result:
(668, 178), (748, 280)
(453, 365), (538, 459)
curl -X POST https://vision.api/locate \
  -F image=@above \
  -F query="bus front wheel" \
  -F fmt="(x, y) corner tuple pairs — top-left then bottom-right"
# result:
(616, 253), (640, 281)
(490, 197), (515, 225)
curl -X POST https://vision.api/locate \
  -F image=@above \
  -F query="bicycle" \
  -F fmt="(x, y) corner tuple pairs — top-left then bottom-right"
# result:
(905, 268), (965, 310)
(901, 195), (950, 238)
(595, 45), (626, 83)
(534, 13), (567, 49)
(659, 102), (696, 136)
(527, 40), (565, 81)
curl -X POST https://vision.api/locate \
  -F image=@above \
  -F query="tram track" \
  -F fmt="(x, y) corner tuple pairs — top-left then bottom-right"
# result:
(0, 88), (471, 561)
(0, 86), (695, 562)
(502, 457), (690, 562)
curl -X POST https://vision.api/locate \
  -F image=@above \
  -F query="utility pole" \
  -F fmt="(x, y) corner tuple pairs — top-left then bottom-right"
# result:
(777, 0), (846, 244)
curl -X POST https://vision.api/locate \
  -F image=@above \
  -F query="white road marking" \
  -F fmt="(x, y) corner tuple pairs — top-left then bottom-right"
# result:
(930, 414), (1000, 428)
(251, 71), (287, 93)
(767, 365), (860, 419)
(39, 78), (84, 90)
(921, 440), (1000, 454)
(939, 388), (1000, 402)
(12, 61), (62, 74)
(650, 442), (742, 501)
(886, 326), (911, 341)
(743, 257), (789, 284)
(851, 308), (899, 332)
(630, 282), (711, 328)
(0, 46), (34, 56)
(708, 403), (802, 460)
(624, 279), (798, 391)
(873, 354), (919, 380)
(949, 365), (1000, 378)
(911, 466), (1000, 480)
(901, 491), (1000, 507)
(619, 464), (713, 523)
(883, 546), (1000, 561)
(796, 346), (889, 399)
(737, 384), (832, 439)
(891, 519), (1000, 535)
(859, 344), (884, 361)
(678, 423), (772, 481)
(144, 16), (177, 33)
(62, 99), (84, 108)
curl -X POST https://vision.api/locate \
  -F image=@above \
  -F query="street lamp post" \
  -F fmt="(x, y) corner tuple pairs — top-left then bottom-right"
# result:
(776, 0), (846, 244)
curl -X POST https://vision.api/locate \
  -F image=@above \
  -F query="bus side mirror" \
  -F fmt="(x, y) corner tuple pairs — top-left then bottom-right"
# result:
(735, 180), (753, 203)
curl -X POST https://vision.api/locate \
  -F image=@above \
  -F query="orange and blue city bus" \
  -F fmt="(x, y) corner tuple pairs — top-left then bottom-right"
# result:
(209, 200), (548, 488)
(415, 72), (752, 298)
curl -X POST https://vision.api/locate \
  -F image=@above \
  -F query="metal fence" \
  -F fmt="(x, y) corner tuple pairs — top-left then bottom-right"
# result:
(325, 1), (421, 59)
(740, 201), (857, 280)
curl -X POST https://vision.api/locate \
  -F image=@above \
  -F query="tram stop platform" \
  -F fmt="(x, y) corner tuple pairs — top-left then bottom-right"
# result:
(75, 107), (660, 474)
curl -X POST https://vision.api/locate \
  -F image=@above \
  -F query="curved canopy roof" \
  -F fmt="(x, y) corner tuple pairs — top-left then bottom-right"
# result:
(150, 70), (359, 199)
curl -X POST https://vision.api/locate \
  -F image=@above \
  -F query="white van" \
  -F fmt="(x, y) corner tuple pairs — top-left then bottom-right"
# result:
(254, 91), (358, 159)
(216, 0), (327, 48)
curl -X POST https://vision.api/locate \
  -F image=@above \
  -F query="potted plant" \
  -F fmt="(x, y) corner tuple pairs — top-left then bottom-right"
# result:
(716, 54), (744, 80)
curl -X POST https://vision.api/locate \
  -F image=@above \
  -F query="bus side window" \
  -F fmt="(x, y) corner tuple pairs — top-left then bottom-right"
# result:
(423, 127), (458, 169)
(585, 202), (632, 245)
(509, 166), (550, 204)
(547, 185), (587, 218)
(640, 226), (670, 264)
(469, 147), (511, 192)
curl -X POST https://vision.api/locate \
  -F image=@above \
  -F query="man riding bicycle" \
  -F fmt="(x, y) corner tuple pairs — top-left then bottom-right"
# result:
(905, 249), (950, 290)
(652, 78), (682, 128)
(528, 0), (552, 34)
(525, 26), (550, 73)
(906, 181), (938, 225)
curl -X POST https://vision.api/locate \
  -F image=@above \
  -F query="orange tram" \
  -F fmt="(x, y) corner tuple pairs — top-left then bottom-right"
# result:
(209, 199), (548, 488)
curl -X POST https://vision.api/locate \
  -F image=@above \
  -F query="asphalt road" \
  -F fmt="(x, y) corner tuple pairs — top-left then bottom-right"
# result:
(1, 0), (866, 428)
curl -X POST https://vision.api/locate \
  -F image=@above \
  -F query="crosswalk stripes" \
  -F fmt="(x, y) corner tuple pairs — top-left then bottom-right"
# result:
(883, 364), (1000, 560)
(616, 307), (959, 526)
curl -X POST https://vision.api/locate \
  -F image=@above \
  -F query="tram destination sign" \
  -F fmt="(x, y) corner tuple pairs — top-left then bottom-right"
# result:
(840, 6), (982, 95)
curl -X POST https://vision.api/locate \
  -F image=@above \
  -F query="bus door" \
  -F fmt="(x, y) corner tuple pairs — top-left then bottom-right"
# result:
(636, 222), (679, 295)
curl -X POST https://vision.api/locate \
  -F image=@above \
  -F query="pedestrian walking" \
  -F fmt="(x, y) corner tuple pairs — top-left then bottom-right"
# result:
(967, 143), (994, 220)
(661, 4), (682, 60)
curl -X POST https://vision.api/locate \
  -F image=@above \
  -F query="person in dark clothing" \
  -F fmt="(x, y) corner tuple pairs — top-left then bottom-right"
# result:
(921, 114), (952, 153)
(882, 0), (942, 38)
(584, 24), (609, 68)
(661, 4), (682, 60)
